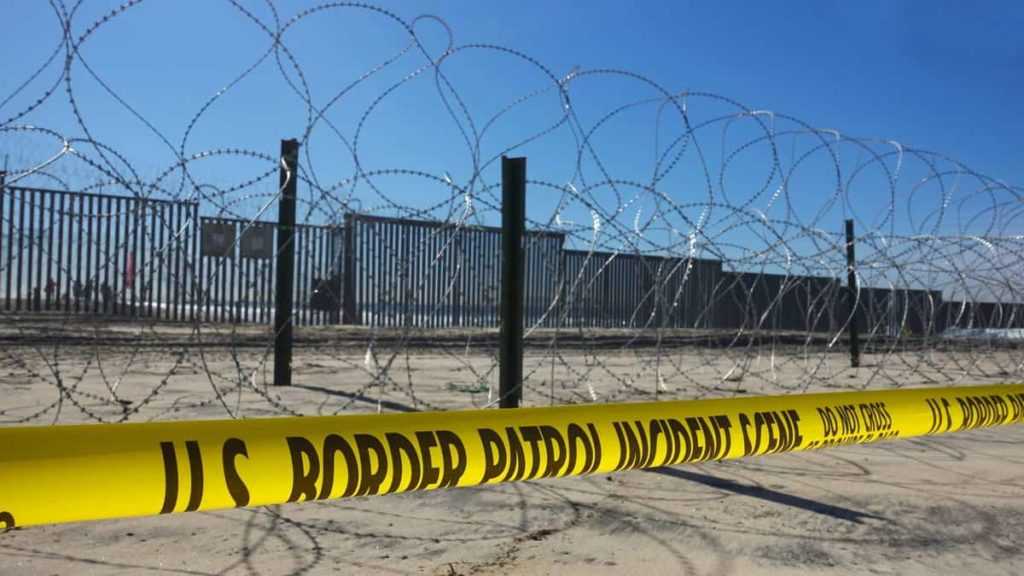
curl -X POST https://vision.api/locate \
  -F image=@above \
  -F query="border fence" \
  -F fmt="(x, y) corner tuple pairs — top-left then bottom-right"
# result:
(3, 183), (1022, 335)
(0, 185), (200, 320)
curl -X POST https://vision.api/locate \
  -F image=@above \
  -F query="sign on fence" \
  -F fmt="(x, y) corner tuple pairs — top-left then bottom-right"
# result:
(240, 223), (274, 259)
(201, 221), (236, 258)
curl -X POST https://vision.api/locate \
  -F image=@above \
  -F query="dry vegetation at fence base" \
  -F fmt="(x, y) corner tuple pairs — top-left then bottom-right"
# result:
(1, 318), (1022, 425)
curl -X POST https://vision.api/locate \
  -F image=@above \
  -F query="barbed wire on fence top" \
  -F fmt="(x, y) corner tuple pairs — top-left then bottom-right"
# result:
(0, 1), (1022, 425)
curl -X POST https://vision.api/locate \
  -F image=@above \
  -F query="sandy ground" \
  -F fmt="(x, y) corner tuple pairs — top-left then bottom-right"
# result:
(1, 319), (1023, 575)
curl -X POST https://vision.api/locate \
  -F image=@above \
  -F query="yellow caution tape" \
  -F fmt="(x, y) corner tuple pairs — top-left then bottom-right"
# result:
(2, 383), (1023, 528)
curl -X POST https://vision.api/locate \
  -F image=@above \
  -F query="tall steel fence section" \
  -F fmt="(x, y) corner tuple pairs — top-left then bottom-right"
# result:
(710, 272), (842, 334)
(0, 185), (199, 320)
(0, 186), (344, 326)
(344, 213), (564, 329)
(197, 216), (342, 326)
(559, 250), (722, 330)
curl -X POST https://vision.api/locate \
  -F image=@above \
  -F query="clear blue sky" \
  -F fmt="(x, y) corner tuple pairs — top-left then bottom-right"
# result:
(2, 1), (1022, 270)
